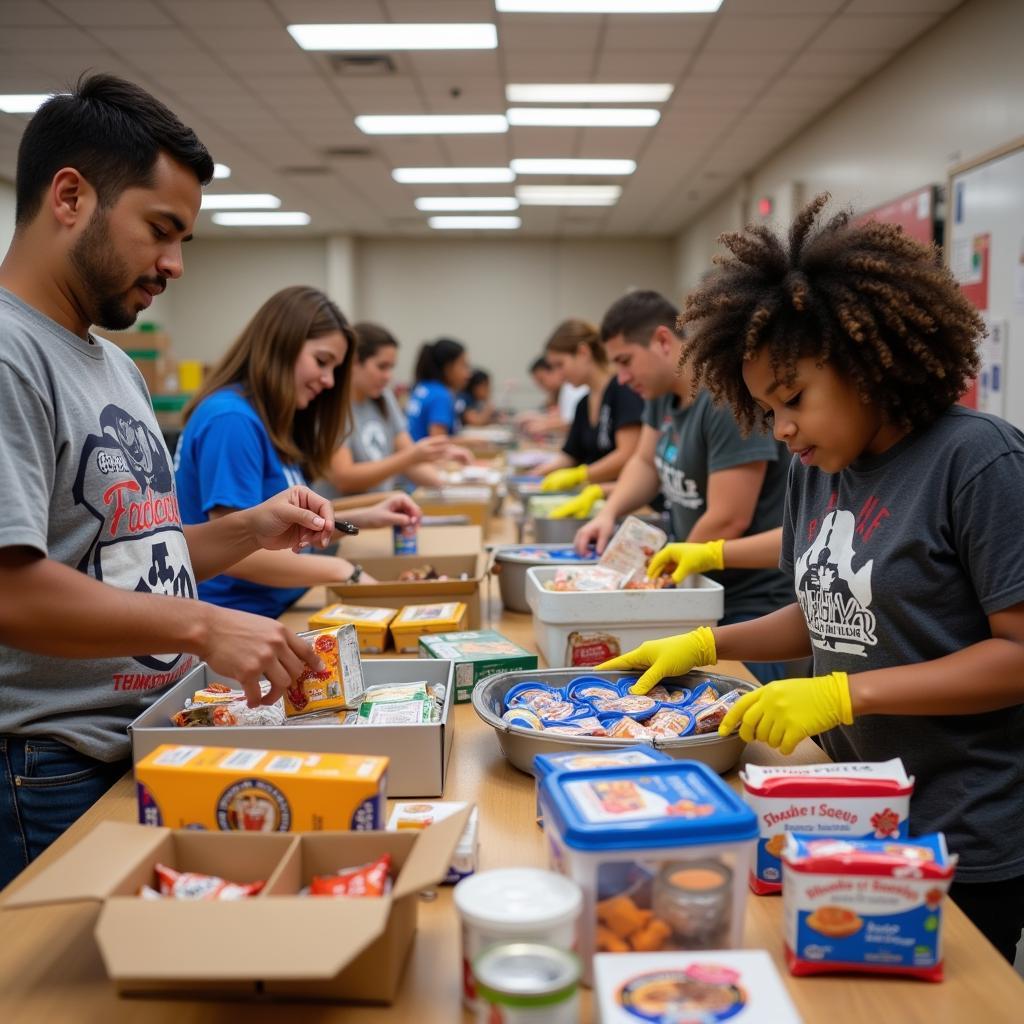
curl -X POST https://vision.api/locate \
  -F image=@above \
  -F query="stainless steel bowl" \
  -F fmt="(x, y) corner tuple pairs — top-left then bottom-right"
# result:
(532, 515), (593, 544)
(472, 668), (758, 776)
(492, 544), (595, 613)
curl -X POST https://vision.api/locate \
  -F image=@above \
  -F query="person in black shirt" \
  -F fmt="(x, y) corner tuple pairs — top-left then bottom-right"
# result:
(536, 318), (643, 505)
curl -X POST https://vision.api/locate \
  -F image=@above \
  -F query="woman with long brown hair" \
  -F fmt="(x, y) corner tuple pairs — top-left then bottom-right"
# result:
(175, 286), (418, 618)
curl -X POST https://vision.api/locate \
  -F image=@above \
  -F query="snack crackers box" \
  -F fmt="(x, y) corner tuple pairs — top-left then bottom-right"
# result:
(740, 759), (914, 894)
(390, 601), (467, 653)
(782, 832), (956, 981)
(387, 800), (479, 883)
(594, 949), (803, 1024)
(306, 603), (397, 654)
(284, 624), (365, 716)
(418, 629), (537, 703)
(135, 743), (387, 832)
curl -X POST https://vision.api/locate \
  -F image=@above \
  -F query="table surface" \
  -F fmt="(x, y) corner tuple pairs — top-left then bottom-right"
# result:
(2, 515), (1022, 1023)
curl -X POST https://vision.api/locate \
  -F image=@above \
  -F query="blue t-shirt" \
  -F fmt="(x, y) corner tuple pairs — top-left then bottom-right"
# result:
(174, 386), (307, 618)
(406, 380), (456, 440)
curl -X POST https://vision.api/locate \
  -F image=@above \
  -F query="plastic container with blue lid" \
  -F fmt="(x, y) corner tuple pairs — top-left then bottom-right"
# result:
(538, 760), (757, 984)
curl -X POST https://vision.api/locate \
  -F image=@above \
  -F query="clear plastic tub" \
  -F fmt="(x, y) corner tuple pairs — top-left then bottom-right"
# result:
(539, 760), (757, 985)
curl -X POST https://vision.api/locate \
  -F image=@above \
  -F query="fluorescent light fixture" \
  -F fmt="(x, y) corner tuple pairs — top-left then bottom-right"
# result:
(428, 216), (521, 230)
(415, 196), (519, 211)
(506, 84), (673, 104)
(212, 212), (311, 226)
(357, 114), (507, 135)
(496, 1), (721, 11)
(516, 184), (621, 206)
(393, 167), (515, 184)
(201, 193), (281, 210)
(507, 107), (660, 127)
(511, 158), (636, 175)
(0, 93), (53, 113)
(213, 163), (231, 179)
(287, 23), (497, 50)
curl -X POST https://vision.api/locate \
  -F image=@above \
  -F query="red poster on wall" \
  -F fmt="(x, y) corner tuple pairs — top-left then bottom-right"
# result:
(953, 233), (990, 409)
(852, 186), (937, 245)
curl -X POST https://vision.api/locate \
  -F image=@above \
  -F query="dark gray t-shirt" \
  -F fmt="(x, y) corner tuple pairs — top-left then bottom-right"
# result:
(0, 288), (198, 761)
(644, 390), (791, 621)
(781, 405), (1024, 882)
(318, 389), (406, 498)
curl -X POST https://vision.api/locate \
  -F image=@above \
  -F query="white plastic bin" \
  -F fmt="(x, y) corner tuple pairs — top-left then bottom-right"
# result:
(525, 566), (724, 668)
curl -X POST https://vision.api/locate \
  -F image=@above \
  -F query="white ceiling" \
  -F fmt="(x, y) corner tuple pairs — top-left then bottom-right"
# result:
(0, 0), (964, 238)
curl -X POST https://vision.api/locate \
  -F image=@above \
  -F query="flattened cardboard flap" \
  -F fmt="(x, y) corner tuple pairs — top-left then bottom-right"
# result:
(392, 804), (473, 900)
(95, 898), (392, 980)
(3, 822), (170, 908)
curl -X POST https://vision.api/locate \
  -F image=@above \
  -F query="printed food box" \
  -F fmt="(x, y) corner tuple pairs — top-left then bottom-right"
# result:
(306, 603), (397, 654)
(135, 743), (387, 832)
(390, 601), (467, 653)
(285, 624), (364, 716)
(418, 629), (537, 703)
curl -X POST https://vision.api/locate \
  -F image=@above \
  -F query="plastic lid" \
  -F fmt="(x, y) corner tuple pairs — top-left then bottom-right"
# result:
(533, 745), (671, 781)
(496, 545), (595, 564)
(541, 760), (758, 851)
(453, 868), (582, 929)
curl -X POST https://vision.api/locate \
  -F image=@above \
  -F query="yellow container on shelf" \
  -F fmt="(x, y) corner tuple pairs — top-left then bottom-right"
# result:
(390, 601), (467, 654)
(177, 359), (204, 392)
(306, 603), (397, 654)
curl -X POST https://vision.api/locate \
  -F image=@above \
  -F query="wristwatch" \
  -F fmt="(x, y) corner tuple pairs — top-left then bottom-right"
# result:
(345, 563), (363, 584)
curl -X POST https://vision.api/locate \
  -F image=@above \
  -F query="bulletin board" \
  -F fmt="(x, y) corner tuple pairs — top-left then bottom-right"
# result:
(852, 185), (938, 246)
(946, 138), (1024, 425)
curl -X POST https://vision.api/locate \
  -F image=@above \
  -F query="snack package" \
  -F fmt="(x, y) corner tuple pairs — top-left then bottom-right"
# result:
(306, 603), (397, 654)
(387, 801), (479, 883)
(783, 833), (956, 981)
(141, 863), (265, 901)
(172, 701), (286, 728)
(188, 682), (246, 705)
(566, 630), (621, 667)
(360, 682), (430, 704)
(741, 759), (914, 894)
(544, 565), (624, 592)
(357, 697), (433, 725)
(603, 717), (656, 741)
(646, 708), (695, 739)
(597, 515), (668, 583)
(285, 624), (364, 717)
(390, 602), (468, 653)
(309, 854), (392, 897)
(692, 689), (744, 734)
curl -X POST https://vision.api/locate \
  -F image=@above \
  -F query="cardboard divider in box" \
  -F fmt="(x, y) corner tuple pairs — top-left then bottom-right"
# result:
(129, 659), (455, 797)
(2, 812), (470, 1004)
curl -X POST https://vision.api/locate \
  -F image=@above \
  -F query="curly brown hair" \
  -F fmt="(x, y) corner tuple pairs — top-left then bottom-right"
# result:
(680, 192), (985, 434)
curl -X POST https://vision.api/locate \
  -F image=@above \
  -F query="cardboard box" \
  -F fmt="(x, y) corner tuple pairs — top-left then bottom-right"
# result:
(2, 813), (471, 1003)
(418, 629), (538, 704)
(390, 602), (467, 654)
(411, 487), (496, 532)
(340, 524), (483, 560)
(306, 604), (397, 654)
(130, 659), (455, 798)
(135, 744), (388, 831)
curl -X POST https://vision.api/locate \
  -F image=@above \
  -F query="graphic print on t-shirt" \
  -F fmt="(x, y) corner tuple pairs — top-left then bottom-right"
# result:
(73, 404), (195, 672)
(795, 509), (876, 657)
(655, 424), (703, 511)
(360, 418), (389, 461)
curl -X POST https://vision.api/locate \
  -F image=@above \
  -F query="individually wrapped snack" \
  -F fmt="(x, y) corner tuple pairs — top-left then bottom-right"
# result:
(505, 682), (563, 712)
(646, 708), (695, 739)
(693, 689), (744, 734)
(286, 625), (364, 716)
(595, 695), (659, 719)
(172, 701), (286, 728)
(540, 700), (588, 722)
(544, 716), (608, 737)
(361, 682), (429, 704)
(686, 681), (720, 708)
(566, 631), (621, 667)
(358, 697), (433, 725)
(502, 707), (545, 730)
(597, 514), (668, 582)
(189, 682), (246, 705)
(544, 565), (624, 593)
(143, 863), (265, 900)
(566, 677), (620, 704)
(603, 716), (656, 741)
(309, 854), (392, 897)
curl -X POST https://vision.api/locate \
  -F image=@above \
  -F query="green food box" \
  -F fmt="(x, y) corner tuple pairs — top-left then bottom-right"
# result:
(418, 630), (538, 704)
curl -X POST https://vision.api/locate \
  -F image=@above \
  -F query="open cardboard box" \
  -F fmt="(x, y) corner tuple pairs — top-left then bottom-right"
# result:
(411, 488), (496, 532)
(129, 659), (455, 797)
(331, 525), (489, 629)
(2, 811), (470, 1003)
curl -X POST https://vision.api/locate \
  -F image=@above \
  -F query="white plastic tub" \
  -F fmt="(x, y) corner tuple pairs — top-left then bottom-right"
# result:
(525, 566), (724, 668)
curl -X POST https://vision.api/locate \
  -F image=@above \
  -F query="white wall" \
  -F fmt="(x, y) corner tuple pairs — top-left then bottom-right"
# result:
(0, 178), (15, 257)
(673, 0), (1024, 292)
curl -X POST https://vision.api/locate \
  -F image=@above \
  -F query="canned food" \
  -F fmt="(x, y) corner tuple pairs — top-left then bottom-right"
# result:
(393, 520), (418, 555)
(473, 943), (580, 1023)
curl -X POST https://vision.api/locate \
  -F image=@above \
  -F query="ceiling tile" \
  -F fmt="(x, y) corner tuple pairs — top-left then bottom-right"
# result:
(501, 23), (600, 52)
(405, 51), (501, 76)
(687, 51), (793, 76)
(503, 51), (594, 78)
(596, 51), (694, 78)
(168, 1), (283, 28)
(844, 0), (960, 12)
(0, 26), (99, 50)
(49, 1), (173, 27)
(218, 50), (319, 74)
(704, 14), (829, 52)
(602, 16), (712, 51)
(0, 2), (70, 25)
(787, 48), (892, 76)
(812, 14), (939, 51)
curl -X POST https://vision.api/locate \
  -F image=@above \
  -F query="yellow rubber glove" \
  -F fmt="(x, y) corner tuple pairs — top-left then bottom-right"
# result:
(647, 539), (725, 583)
(549, 484), (604, 520)
(540, 464), (588, 493)
(718, 672), (853, 756)
(596, 626), (717, 695)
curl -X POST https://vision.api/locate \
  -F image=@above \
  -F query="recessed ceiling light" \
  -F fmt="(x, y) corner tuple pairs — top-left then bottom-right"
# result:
(507, 107), (660, 127)
(415, 197), (519, 211)
(506, 84), (674, 104)
(211, 212), (311, 226)
(356, 114), (508, 135)
(496, 1), (721, 11)
(393, 167), (516, 184)
(201, 194), (281, 210)
(288, 23), (498, 50)
(516, 185), (621, 206)
(213, 163), (231, 179)
(0, 93), (54, 113)
(428, 216), (521, 230)
(510, 158), (636, 175)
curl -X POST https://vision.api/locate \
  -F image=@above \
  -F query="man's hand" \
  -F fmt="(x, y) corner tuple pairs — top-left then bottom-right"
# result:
(648, 540), (725, 583)
(597, 626), (718, 694)
(246, 486), (335, 552)
(199, 606), (324, 708)
(550, 484), (603, 520)
(574, 510), (616, 555)
(347, 494), (421, 530)
(718, 672), (853, 755)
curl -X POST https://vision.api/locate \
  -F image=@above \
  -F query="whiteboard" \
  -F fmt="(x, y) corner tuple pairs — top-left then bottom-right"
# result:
(946, 139), (1024, 428)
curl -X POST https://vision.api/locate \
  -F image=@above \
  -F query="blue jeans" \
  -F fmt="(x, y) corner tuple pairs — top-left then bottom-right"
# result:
(0, 736), (129, 889)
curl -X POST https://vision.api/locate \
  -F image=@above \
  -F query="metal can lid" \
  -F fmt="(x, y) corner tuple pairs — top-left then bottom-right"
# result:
(473, 943), (580, 1008)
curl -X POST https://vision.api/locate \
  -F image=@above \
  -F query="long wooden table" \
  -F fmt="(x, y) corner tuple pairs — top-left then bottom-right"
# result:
(1, 516), (1022, 1023)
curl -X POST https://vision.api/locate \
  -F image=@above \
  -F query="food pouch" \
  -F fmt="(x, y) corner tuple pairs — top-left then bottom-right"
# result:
(285, 624), (364, 716)
(310, 854), (392, 897)
(646, 708), (695, 739)
(597, 515), (668, 583)
(144, 863), (265, 901)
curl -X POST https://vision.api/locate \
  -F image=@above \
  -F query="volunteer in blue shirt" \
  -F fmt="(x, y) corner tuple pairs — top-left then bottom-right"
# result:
(406, 336), (472, 440)
(175, 285), (419, 618)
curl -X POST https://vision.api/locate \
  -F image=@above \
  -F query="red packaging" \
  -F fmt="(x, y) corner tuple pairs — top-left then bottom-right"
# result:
(310, 854), (392, 897)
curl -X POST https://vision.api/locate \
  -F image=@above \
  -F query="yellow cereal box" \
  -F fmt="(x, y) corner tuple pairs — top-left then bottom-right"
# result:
(135, 743), (388, 832)
(389, 602), (467, 654)
(285, 624), (364, 716)
(306, 603), (397, 654)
